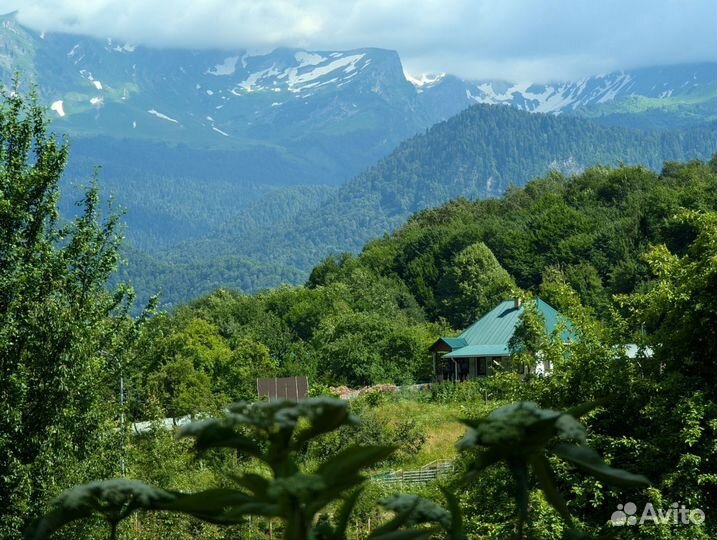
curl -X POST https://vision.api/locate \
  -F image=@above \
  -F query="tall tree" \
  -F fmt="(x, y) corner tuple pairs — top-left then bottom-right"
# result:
(0, 89), (135, 537)
(437, 242), (516, 327)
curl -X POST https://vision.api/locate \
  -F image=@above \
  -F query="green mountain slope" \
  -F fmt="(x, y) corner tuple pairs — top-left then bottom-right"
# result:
(155, 157), (717, 389)
(128, 104), (717, 305)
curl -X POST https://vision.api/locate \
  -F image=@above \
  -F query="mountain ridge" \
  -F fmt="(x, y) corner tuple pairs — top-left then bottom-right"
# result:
(2, 10), (714, 146)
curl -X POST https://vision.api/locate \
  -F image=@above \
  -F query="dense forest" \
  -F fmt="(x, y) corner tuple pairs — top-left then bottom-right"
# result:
(124, 154), (717, 407)
(2, 92), (717, 540)
(122, 104), (717, 306)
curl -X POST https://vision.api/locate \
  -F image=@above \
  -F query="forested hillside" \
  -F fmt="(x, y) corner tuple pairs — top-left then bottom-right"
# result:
(61, 137), (336, 249)
(128, 156), (716, 404)
(129, 104), (717, 306)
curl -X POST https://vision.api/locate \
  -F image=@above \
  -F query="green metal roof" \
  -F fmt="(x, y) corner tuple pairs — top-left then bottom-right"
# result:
(444, 344), (509, 358)
(440, 337), (468, 349)
(436, 298), (574, 358)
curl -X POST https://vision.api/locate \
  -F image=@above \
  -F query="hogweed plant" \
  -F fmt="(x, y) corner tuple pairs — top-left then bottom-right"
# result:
(457, 401), (650, 538)
(26, 398), (648, 540)
(26, 397), (463, 540)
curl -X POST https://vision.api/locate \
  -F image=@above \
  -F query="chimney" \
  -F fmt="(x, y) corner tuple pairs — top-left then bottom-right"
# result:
(513, 297), (522, 309)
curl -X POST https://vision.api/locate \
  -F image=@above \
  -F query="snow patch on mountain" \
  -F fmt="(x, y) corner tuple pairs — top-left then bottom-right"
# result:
(111, 43), (136, 53)
(51, 100), (65, 117)
(238, 65), (282, 92)
(463, 72), (644, 114)
(285, 54), (365, 92)
(295, 51), (326, 67)
(208, 56), (240, 76)
(404, 71), (446, 89)
(595, 73), (632, 103)
(147, 109), (178, 123)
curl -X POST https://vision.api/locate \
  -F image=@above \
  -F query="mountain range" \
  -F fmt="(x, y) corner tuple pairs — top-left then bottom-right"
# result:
(1, 11), (715, 305)
(4, 9), (715, 142)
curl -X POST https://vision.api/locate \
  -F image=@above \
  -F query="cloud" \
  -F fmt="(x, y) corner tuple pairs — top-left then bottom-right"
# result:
(1, 0), (715, 81)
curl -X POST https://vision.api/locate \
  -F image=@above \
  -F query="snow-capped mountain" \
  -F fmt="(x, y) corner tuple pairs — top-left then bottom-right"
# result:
(413, 63), (717, 127)
(3, 9), (714, 154)
(1, 9), (714, 194)
(1, 12), (426, 186)
(1, 11), (714, 305)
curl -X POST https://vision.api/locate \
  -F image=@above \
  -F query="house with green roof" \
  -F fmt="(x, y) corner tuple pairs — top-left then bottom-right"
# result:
(429, 297), (573, 381)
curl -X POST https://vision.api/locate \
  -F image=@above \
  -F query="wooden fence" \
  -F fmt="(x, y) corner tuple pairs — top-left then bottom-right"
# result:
(373, 459), (454, 484)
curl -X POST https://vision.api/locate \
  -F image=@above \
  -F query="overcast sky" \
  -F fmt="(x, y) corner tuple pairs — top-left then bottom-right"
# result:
(2, 0), (715, 82)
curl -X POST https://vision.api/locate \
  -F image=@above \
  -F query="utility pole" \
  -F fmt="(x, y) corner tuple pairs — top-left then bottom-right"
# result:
(119, 369), (126, 476)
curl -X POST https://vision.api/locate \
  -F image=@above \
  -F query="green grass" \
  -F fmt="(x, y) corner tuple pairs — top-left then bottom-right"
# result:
(580, 91), (717, 125)
(359, 394), (497, 470)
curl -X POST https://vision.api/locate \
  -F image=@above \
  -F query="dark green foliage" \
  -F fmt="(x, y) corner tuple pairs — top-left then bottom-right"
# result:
(351, 159), (716, 319)
(4, 78), (716, 539)
(27, 398), (462, 540)
(0, 88), (140, 538)
(134, 158), (716, 411)
(306, 413), (426, 466)
(127, 266), (440, 408)
(436, 242), (516, 328)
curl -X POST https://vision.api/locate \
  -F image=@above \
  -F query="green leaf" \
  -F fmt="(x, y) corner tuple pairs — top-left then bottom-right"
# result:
(529, 454), (572, 524)
(232, 473), (271, 500)
(522, 415), (562, 447)
(439, 486), (465, 540)
(564, 400), (603, 420)
(306, 474), (366, 516)
(332, 489), (364, 540)
(25, 505), (94, 540)
(317, 445), (395, 480)
(293, 397), (356, 447)
(156, 488), (257, 523)
(178, 420), (263, 457)
(24, 480), (174, 540)
(552, 444), (650, 488)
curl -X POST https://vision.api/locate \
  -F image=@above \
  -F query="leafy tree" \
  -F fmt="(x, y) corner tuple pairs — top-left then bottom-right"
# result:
(217, 338), (278, 401)
(313, 311), (433, 386)
(618, 209), (717, 385)
(0, 89), (136, 537)
(437, 242), (516, 327)
(146, 356), (216, 418)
